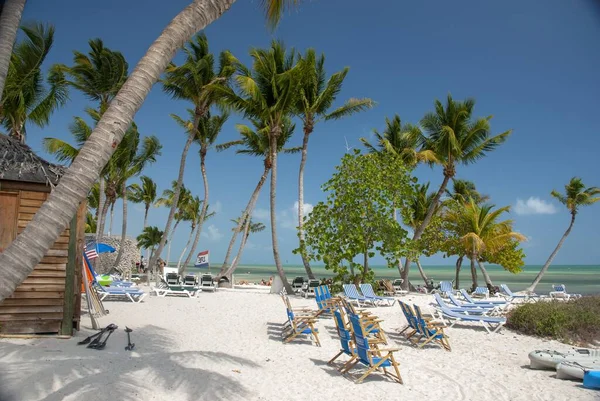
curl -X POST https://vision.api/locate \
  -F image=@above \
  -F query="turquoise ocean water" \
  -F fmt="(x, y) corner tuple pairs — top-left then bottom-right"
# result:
(181, 263), (600, 295)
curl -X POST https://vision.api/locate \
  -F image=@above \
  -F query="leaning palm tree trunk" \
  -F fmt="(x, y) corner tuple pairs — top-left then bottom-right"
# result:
(469, 257), (478, 291)
(526, 213), (575, 293)
(269, 133), (294, 295)
(165, 220), (181, 267)
(219, 165), (270, 277)
(454, 256), (463, 289)
(0, 0), (26, 102)
(221, 212), (253, 285)
(96, 177), (106, 239)
(401, 174), (451, 289)
(297, 131), (315, 279)
(150, 132), (195, 269)
(108, 201), (115, 235)
(177, 225), (196, 273)
(0, 0), (237, 302)
(113, 182), (128, 270)
(415, 259), (429, 284)
(182, 154), (209, 270)
(477, 260), (494, 289)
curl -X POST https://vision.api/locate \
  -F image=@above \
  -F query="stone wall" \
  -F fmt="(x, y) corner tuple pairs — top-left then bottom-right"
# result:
(90, 235), (140, 275)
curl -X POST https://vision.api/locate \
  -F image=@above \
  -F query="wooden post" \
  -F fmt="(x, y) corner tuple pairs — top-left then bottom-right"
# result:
(73, 202), (85, 331)
(60, 203), (82, 335)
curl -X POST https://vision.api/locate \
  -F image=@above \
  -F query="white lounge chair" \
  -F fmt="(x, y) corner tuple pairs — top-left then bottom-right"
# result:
(549, 284), (582, 300)
(200, 274), (217, 292)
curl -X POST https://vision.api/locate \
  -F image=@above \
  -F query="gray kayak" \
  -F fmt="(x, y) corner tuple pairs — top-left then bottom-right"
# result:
(528, 348), (600, 370)
(556, 361), (600, 380)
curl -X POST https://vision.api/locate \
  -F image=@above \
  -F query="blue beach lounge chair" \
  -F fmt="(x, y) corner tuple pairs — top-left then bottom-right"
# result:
(434, 299), (506, 334)
(359, 283), (395, 306)
(550, 284), (582, 300)
(397, 301), (419, 338)
(460, 289), (507, 306)
(433, 293), (489, 315)
(95, 283), (147, 303)
(472, 286), (490, 298)
(500, 284), (539, 303)
(328, 307), (357, 370)
(343, 284), (375, 307)
(281, 294), (321, 346)
(413, 304), (451, 351)
(446, 292), (502, 312)
(439, 281), (456, 295)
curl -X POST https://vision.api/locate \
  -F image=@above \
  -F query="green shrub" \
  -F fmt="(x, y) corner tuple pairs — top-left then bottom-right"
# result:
(506, 296), (600, 345)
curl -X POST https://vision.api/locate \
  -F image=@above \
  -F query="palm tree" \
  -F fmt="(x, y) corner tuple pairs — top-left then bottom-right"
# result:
(1, 23), (68, 142)
(401, 95), (512, 289)
(177, 111), (229, 270)
(209, 41), (301, 294)
(0, 0), (27, 103)
(526, 178), (600, 293)
(228, 214), (266, 268)
(446, 179), (489, 204)
(57, 38), (128, 239)
(216, 118), (299, 285)
(136, 226), (165, 285)
(293, 49), (374, 279)
(156, 181), (192, 265)
(151, 32), (235, 273)
(445, 199), (526, 290)
(128, 176), (158, 230)
(111, 132), (162, 268)
(85, 211), (97, 234)
(361, 114), (436, 166)
(177, 195), (201, 272)
(0, 0), (304, 302)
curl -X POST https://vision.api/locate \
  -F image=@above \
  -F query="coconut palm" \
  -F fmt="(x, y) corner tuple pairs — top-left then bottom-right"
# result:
(227, 214), (266, 267)
(136, 226), (165, 285)
(0, 0), (27, 103)
(216, 118), (299, 285)
(128, 176), (158, 230)
(445, 199), (526, 290)
(176, 111), (229, 270)
(293, 49), (374, 279)
(209, 41), (301, 294)
(446, 179), (488, 205)
(0, 0), (304, 302)
(401, 95), (513, 289)
(0, 23), (68, 142)
(156, 181), (192, 266)
(360, 114), (436, 166)
(177, 195), (201, 272)
(57, 38), (128, 239)
(85, 211), (97, 234)
(526, 178), (600, 292)
(151, 33), (235, 273)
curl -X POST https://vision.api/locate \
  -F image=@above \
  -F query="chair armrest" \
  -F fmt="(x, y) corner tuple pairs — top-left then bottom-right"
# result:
(369, 348), (400, 353)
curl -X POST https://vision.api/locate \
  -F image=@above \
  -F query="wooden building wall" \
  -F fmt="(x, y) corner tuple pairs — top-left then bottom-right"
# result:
(0, 184), (83, 335)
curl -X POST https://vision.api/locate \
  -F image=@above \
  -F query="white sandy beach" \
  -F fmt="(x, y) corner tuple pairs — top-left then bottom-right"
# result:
(0, 289), (596, 401)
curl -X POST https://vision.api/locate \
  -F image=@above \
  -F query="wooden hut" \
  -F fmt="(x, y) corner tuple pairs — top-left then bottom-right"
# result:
(0, 134), (84, 335)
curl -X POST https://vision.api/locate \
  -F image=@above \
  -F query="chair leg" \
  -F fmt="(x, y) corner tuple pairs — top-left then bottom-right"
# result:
(328, 350), (344, 365)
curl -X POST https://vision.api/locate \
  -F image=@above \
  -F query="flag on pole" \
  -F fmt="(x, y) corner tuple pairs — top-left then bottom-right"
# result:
(84, 244), (99, 260)
(195, 250), (209, 267)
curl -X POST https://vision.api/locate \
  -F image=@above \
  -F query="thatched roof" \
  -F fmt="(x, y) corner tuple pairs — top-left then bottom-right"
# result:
(0, 134), (65, 186)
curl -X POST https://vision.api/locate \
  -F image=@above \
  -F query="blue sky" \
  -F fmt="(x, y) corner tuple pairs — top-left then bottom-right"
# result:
(19, 0), (600, 266)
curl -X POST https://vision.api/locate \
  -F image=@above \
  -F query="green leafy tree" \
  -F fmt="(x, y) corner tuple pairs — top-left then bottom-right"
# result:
(1, 23), (68, 142)
(526, 178), (600, 292)
(294, 48), (374, 279)
(216, 117), (299, 284)
(209, 41), (301, 294)
(300, 151), (414, 285)
(401, 95), (512, 289)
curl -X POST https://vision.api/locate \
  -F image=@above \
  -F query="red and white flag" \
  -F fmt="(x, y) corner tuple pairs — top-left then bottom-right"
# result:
(84, 245), (99, 260)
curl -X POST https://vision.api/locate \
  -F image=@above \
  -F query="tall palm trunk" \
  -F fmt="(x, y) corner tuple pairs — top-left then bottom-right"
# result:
(0, 0), (26, 102)
(297, 126), (315, 279)
(219, 164), (270, 277)
(221, 211), (253, 285)
(526, 213), (576, 293)
(96, 177), (106, 239)
(361, 250), (369, 283)
(269, 130), (294, 294)
(477, 260), (494, 289)
(150, 132), (195, 269)
(143, 204), (150, 261)
(0, 0), (237, 302)
(177, 224), (196, 273)
(166, 220), (181, 266)
(113, 181), (128, 270)
(401, 173), (452, 289)
(415, 259), (429, 284)
(469, 257), (478, 291)
(108, 201), (115, 235)
(454, 256), (463, 289)
(182, 152), (209, 270)
(97, 197), (110, 238)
